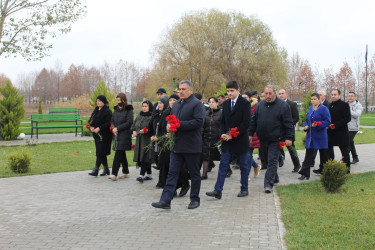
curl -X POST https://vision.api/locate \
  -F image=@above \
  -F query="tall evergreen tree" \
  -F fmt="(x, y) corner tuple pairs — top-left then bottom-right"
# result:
(89, 80), (116, 110)
(0, 80), (25, 140)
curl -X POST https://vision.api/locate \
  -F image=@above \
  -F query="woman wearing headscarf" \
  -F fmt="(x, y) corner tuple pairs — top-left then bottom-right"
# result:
(131, 100), (153, 183)
(153, 94), (180, 188)
(108, 93), (134, 181)
(88, 95), (112, 176)
(149, 95), (169, 169)
(201, 97), (222, 180)
(298, 92), (331, 180)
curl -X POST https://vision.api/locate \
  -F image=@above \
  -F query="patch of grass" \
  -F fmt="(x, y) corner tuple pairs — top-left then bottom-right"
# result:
(360, 112), (375, 118)
(360, 117), (375, 126)
(277, 172), (375, 249)
(0, 141), (137, 178)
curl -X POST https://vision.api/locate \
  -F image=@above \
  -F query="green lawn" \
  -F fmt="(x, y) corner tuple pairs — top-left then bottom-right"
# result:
(277, 172), (375, 249)
(0, 141), (136, 178)
(360, 117), (375, 126)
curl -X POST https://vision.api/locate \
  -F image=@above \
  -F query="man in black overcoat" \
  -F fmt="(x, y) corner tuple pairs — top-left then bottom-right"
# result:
(314, 89), (351, 174)
(152, 80), (205, 209)
(206, 81), (251, 199)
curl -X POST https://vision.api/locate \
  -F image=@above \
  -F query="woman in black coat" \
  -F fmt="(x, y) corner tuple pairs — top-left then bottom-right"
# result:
(149, 95), (169, 169)
(88, 95), (112, 176)
(153, 94), (179, 188)
(201, 97), (222, 179)
(108, 93), (134, 181)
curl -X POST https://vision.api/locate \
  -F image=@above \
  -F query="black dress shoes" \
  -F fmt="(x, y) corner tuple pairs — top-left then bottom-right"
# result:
(298, 175), (309, 180)
(188, 201), (200, 209)
(151, 201), (171, 209)
(351, 158), (359, 164)
(226, 169), (233, 178)
(292, 166), (300, 173)
(179, 184), (190, 197)
(237, 190), (249, 197)
(206, 190), (222, 199)
(313, 169), (322, 175)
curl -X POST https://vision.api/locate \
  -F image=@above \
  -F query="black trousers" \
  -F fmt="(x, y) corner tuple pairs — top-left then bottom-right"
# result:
(349, 131), (358, 160)
(139, 162), (152, 176)
(280, 141), (301, 169)
(95, 156), (108, 168)
(328, 145), (351, 172)
(111, 150), (129, 176)
(299, 148), (328, 177)
(157, 150), (170, 187)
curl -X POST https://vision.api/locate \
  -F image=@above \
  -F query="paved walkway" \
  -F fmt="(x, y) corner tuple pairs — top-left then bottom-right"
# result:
(0, 133), (92, 146)
(0, 136), (374, 249)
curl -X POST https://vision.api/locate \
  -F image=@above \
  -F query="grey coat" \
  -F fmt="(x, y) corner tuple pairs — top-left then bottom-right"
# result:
(348, 100), (363, 131)
(111, 105), (134, 151)
(131, 113), (152, 163)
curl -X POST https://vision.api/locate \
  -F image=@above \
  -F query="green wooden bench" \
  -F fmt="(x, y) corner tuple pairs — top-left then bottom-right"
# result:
(49, 107), (79, 115)
(31, 114), (84, 139)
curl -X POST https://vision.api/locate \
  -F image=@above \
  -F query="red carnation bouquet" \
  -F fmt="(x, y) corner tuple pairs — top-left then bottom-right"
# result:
(142, 127), (148, 134)
(163, 115), (180, 150)
(86, 122), (90, 129)
(313, 121), (322, 126)
(109, 124), (113, 131)
(279, 141), (286, 149)
(145, 115), (181, 154)
(215, 127), (240, 153)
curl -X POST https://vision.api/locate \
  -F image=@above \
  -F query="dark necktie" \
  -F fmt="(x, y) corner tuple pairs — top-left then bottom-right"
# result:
(231, 101), (234, 111)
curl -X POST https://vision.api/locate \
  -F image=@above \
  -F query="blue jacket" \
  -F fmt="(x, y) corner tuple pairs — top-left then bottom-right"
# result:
(170, 94), (205, 154)
(305, 104), (331, 149)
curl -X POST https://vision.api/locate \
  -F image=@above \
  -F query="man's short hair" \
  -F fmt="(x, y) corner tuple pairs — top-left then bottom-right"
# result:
(349, 91), (356, 96)
(226, 80), (239, 90)
(318, 90), (326, 96)
(217, 94), (225, 99)
(311, 92), (320, 99)
(193, 92), (203, 100)
(332, 89), (341, 95)
(265, 85), (276, 93)
(179, 80), (193, 89)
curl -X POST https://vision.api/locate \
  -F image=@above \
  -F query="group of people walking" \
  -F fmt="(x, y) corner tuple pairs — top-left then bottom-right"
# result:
(86, 79), (362, 210)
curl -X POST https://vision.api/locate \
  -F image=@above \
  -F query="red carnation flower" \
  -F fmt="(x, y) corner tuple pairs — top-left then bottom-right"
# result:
(110, 124), (113, 131)
(330, 124), (335, 128)
(279, 142), (286, 149)
(143, 127), (148, 133)
(86, 123), (90, 129)
(131, 144), (135, 150)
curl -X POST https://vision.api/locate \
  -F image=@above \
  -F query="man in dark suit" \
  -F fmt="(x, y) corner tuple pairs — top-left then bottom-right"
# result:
(278, 89), (301, 173)
(152, 80), (205, 209)
(206, 81), (251, 199)
(318, 90), (331, 108)
(314, 89), (351, 174)
(249, 85), (294, 193)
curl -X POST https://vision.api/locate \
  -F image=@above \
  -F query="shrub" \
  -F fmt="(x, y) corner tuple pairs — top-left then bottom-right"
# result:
(320, 159), (348, 193)
(0, 80), (25, 140)
(298, 89), (312, 127)
(90, 80), (116, 111)
(8, 150), (32, 173)
(38, 97), (43, 114)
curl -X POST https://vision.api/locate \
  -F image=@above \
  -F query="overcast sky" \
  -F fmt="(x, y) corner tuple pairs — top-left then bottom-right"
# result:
(0, 0), (374, 84)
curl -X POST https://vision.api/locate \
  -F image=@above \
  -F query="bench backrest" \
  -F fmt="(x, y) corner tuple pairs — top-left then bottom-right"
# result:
(31, 113), (79, 121)
(49, 107), (79, 114)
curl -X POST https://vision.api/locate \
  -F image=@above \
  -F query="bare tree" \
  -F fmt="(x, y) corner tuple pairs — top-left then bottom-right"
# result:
(0, 0), (87, 60)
